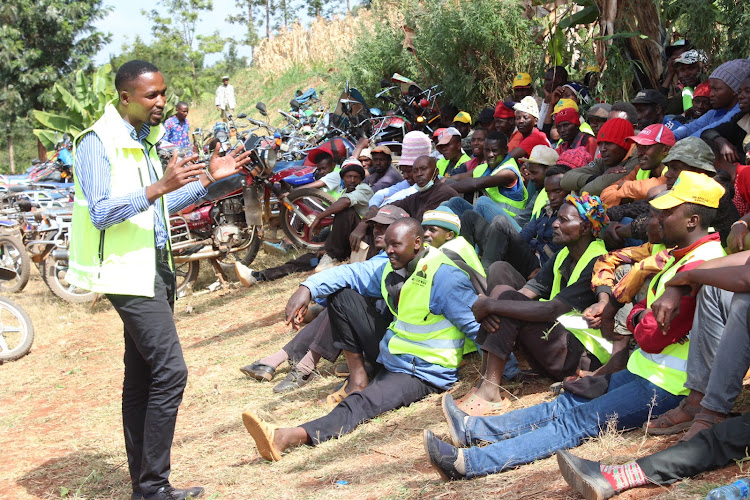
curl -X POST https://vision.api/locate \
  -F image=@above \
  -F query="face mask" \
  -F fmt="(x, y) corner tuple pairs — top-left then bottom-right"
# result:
(417, 179), (434, 192)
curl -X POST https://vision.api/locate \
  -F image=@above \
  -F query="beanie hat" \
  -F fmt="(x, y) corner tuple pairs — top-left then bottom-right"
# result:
(710, 59), (750, 94)
(554, 107), (580, 126)
(399, 131), (432, 166)
(596, 118), (634, 150)
(494, 101), (516, 119)
(340, 158), (366, 179)
(693, 81), (711, 98)
(514, 96), (540, 119)
(557, 147), (593, 169)
(421, 206), (460, 235)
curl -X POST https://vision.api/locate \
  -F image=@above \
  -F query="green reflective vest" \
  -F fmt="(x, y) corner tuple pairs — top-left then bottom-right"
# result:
(322, 166), (343, 200)
(380, 247), (467, 369)
(635, 164), (667, 181)
(68, 102), (169, 298)
(531, 188), (549, 219)
(471, 158), (529, 217)
(546, 239), (613, 364)
(440, 236), (484, 355)
(437, 153), (470, 177)
(628, 239), (725, 395)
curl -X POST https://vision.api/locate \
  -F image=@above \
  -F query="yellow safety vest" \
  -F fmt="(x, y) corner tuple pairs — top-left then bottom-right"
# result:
(322, 166), (343, 200)
(471, 158), (529, 217)
(546, 240), (613, 364)
(68, 102), (170, 297)
(531, 188), (549, 219)
(627, 239), (725, 395)
(380, 247), (467, 369)
(437, 153), (470, 177)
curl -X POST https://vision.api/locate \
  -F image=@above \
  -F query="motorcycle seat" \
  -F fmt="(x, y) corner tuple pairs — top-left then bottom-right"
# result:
(203, 173), (244, 201)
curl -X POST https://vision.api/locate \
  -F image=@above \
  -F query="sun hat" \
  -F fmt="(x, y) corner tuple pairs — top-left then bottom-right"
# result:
(661, 137), (716, 172)
(520, 145), (559, 166)
(513, 96), (540, 119)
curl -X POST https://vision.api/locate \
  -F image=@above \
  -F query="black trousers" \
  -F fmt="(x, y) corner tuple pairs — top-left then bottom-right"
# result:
(262, 252), (316, 281)
(300, 368), (440, 444)
(324, 206), (361, 261)
(461, 210), (540, 278)
(637, 411), (750, 484)
(327, 288), (391, 367)
(282, 308), (340, 363)
(107, 261), (188, 495)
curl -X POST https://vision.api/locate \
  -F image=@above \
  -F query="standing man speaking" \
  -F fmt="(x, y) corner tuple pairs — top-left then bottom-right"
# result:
(69, 60), (251, 500)
(215, 75), (235, 122)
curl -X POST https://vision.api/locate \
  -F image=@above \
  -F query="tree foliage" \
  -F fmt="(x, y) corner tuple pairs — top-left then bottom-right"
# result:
(344, 0), (538, 111)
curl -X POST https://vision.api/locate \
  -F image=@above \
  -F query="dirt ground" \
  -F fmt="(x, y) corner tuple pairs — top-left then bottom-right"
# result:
(1, 252), (747, 500)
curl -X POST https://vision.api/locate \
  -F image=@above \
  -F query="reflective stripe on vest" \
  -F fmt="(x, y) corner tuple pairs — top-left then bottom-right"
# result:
(545, 239), (612, 363)
(380, 247), (467, 368)
(628, 239), (726, 395)
(531, 188), (548, 219)
(437, 153), (470, 177)
(471, 158), (528, 216)
(68, 102), (168, 298)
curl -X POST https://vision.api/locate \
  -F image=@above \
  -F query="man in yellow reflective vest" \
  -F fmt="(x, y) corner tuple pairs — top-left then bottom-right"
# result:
(423, 171), (727, 482)
(241, 218), (482, 461)
(70, 60), (251, 500)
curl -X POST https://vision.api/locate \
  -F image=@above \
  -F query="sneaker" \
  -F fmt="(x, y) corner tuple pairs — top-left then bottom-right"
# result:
(263, 241), (291, 255)
(314, 253), (338, 273)
(235, 262), (258, 287)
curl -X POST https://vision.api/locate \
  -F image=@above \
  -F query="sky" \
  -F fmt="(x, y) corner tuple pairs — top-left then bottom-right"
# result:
(93, 0), (250, 66)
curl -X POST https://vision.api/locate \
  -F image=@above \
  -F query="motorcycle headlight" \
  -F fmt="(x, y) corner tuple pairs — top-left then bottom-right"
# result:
(258, 148), (277, 173)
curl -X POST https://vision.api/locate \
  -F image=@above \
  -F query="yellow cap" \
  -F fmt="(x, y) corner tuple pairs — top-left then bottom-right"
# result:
(452, 111), (472, 124)
(513, 73), (532, 88)
(553, 98), (579, 114)
(649, 171), (725, 210)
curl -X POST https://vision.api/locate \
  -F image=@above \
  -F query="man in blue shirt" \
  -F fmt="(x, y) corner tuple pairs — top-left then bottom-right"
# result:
(162, 101), (190, 147)
(241, 218), (481, 461)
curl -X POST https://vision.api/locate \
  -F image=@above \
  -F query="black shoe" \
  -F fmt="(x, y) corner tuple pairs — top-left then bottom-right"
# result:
(557, 450), (615, 500)
(273, 367), (319, 393)
(441, 393), (469, 447)
(423, 430), (466, 481)
(143, 486), (205, 500)
(240, 361), (276, 382)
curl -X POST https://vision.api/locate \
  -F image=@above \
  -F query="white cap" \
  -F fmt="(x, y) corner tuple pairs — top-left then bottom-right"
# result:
(436, 127), (462, 146)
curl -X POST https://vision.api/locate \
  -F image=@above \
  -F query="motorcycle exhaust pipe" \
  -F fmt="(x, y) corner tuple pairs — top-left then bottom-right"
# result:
(51, 249), (69, 261)
(243, 185), (263, 226)
(173, 249), (222, 263)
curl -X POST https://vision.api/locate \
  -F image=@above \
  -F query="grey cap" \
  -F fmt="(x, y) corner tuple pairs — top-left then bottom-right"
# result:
(586, 103), (611, 119)
(662, 137), (716, 172)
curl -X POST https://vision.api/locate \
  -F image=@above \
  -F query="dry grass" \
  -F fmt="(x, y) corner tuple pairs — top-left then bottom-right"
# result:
(1, 259), (748, 499)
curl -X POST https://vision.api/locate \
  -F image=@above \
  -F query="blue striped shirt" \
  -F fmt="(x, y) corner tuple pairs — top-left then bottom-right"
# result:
(75, 119), (207, 248)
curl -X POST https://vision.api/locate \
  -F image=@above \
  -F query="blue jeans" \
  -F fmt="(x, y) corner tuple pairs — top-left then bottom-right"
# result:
(441, 196), (522, 231)
(461, 370), (683, 478)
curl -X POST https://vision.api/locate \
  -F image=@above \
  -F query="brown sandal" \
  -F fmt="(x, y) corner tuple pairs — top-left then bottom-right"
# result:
(321, 379), (350, 408)
(679, 412), (727, 442)
(643, 399), (701, 435)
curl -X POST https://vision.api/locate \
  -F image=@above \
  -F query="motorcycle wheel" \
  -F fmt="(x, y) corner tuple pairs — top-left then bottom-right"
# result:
(217, 225), (262, 271)
(175, 260), (200, 296)
(0, 295), (34, 362)
(0, 236), (31, 293)
(280, 189), (335, 250)
(40, 256), (96, 303)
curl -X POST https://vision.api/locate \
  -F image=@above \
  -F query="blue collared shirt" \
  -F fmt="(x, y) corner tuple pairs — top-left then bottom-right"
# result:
(163, 115), (191, 147)
(75, 119), (207, 248)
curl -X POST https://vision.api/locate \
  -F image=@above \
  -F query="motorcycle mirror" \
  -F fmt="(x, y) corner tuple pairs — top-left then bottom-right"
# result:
(237, 113), (247, 119)
(323, 113), (330, 127)
(289, 98), (300, 111)
(380, 78), (391, 88)
(369, 107), (383, 117)
(256, 102), (268, 116)
(375, 86), (397, 99)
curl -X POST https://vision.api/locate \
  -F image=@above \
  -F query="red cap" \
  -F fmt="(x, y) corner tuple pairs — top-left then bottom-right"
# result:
(596, 118), (635, 150)
(627, 124), (676, 147)
(554, 107), (580, 126)
(494, 101), (515, 119)
(693, 81), (711, 99)
(432, 127), (447, 139)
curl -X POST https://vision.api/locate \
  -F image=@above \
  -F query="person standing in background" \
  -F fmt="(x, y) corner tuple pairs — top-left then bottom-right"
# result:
(215, 75), (236, 122)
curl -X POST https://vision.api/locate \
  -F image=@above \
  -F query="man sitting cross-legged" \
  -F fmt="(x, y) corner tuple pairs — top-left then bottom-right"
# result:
(242, 218), (481, 461)
(422, 171), (727, 480)
(452, 193), (615, 416)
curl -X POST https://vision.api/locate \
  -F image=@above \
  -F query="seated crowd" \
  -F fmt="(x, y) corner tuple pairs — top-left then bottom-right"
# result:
(236, 49), (750, 497)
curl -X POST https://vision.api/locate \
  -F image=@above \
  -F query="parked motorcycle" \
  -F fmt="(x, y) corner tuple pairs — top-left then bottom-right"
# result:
(0, 267), (35, 363)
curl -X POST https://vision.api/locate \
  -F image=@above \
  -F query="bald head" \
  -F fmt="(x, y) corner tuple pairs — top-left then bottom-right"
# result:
(384, 218), (424, 270)
(413, 155), (438, 188)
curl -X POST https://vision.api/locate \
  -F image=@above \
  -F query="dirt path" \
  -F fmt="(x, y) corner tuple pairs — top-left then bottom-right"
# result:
(0, 259), (745, 499)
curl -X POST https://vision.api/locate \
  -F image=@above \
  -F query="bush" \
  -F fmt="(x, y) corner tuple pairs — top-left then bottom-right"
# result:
(344, 0), (541, 112)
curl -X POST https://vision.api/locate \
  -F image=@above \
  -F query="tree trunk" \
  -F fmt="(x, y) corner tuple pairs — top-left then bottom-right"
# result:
(266, 0), (271, 38)
(191, 59), (198, 101)
(346, 0), (350, 14)
(37, 138), (47, 162)
(7, 132), (14, 174)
